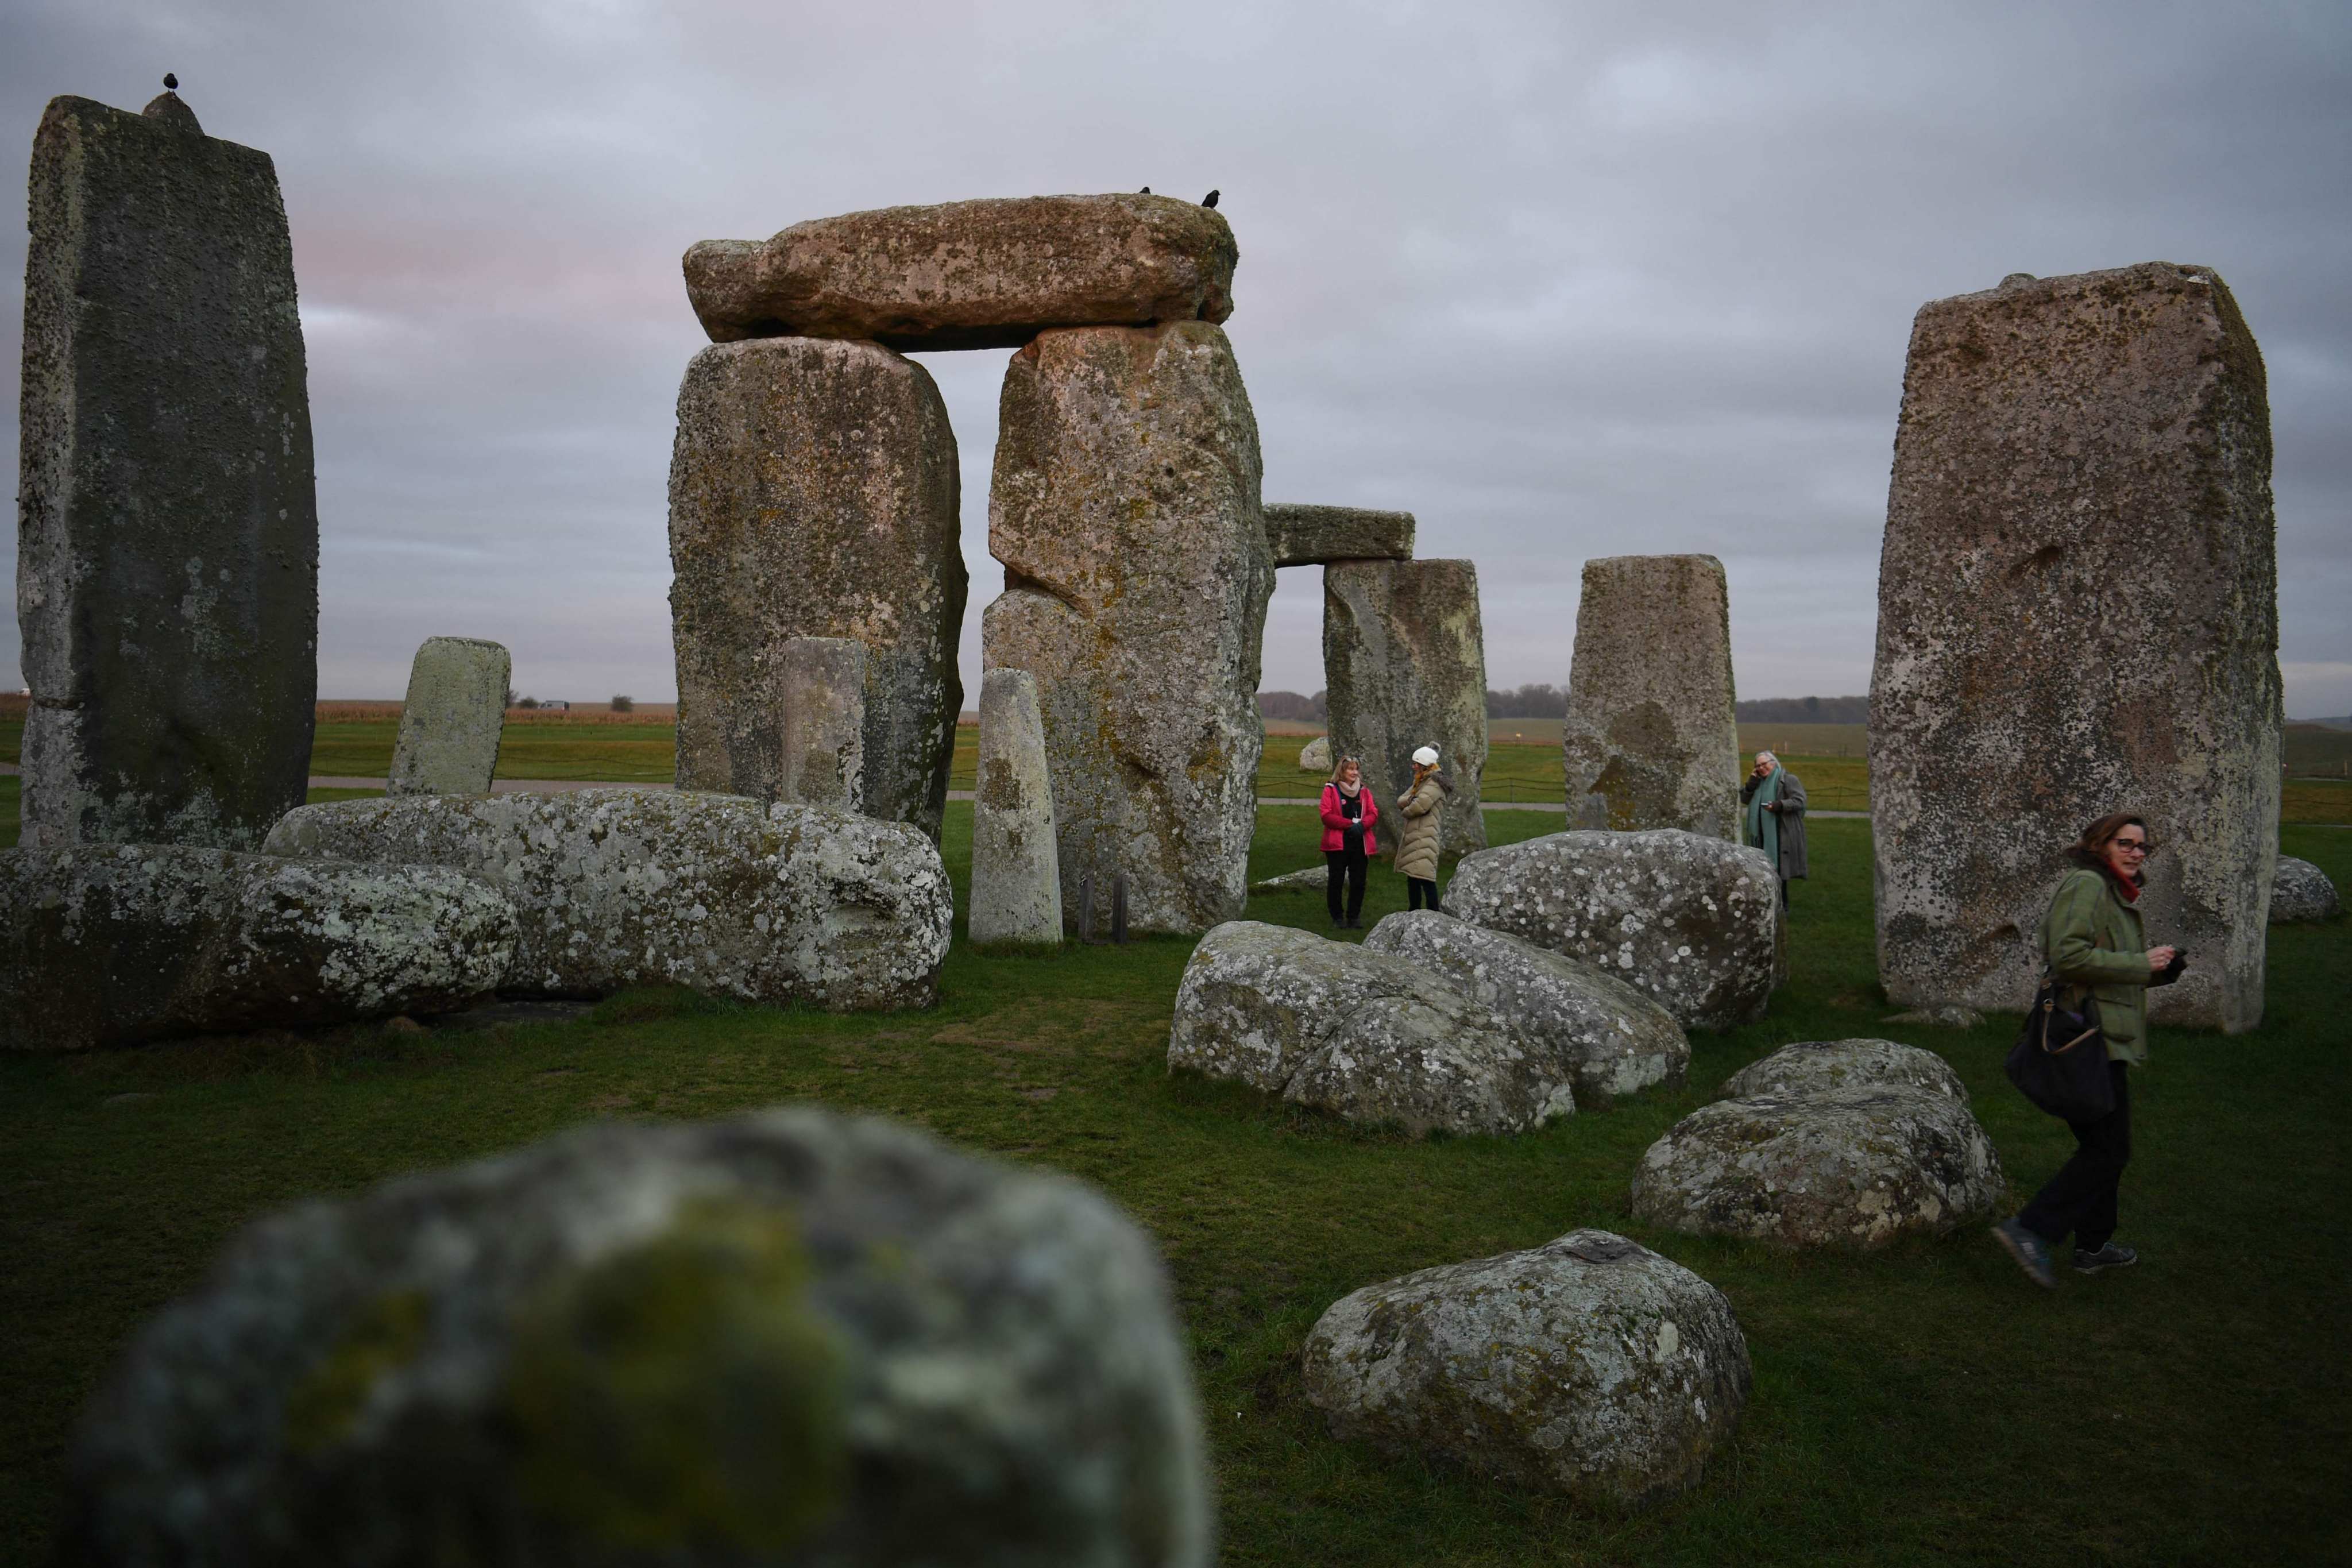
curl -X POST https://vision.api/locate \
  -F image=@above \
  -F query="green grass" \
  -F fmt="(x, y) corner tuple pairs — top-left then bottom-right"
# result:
(2, 809), (2347, 1564)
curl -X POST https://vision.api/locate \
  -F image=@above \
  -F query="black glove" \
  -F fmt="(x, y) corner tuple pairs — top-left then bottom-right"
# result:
(2151, 949), (2188, 988)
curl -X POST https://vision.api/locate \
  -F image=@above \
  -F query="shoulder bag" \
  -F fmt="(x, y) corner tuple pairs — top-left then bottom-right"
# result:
(2004, 972), (2117, 1122)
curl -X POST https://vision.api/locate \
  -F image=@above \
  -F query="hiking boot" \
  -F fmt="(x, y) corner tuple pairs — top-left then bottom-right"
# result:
(1992, 1218), (2057, 1289)
(2073, 1242), (2138, 1275)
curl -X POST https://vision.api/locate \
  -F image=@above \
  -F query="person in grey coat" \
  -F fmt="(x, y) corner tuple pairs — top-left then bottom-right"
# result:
(1740, 751), (1808, 907)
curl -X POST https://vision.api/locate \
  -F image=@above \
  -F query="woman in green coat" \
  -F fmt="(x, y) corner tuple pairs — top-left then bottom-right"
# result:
(1991, 812), (2179, 1289)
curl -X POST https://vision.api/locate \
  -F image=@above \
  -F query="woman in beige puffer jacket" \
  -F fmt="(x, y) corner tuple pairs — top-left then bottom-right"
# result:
(1395, 746), (1449, 911)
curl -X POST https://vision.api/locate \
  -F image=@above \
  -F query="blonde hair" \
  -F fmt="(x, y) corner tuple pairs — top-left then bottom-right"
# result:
(1328, 754), (1362, 785)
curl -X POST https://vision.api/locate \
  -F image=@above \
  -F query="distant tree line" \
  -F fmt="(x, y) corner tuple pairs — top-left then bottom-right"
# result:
(1264, 686), (1871, 725)
(1257, 690), (1326, 721)
(1486, 683), (1567, 718)
(1735, 694), (1871, 724)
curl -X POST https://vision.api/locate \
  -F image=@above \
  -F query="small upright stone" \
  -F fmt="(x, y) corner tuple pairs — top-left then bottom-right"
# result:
(387, 638), (509, 796)
(1298, 735), (1331, 772)
(1323, 559), (1489, 855)
(776, 637), (866, 812)
(17, 94), (317, 849)
(1560, 555), (1739, 839)
(970, 667), (1061, 947)
(1872, 264), (2281, 1030)
(1263, 504), (1415, 567)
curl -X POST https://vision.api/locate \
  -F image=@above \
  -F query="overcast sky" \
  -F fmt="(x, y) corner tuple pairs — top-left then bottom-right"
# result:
(6, 1), (2349, 715)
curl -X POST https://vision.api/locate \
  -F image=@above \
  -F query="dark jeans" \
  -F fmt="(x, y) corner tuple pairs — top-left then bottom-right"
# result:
(1407, 877), (1440, 913)
(2018, 1061), (2131, 1251)
(1326, 844), (1366, 922)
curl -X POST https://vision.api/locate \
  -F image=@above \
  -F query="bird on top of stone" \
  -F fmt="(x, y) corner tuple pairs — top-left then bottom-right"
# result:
(1138, 186), (1150, 194)
(1202, 190), (1219, 208)
(164, 72), (177, 90)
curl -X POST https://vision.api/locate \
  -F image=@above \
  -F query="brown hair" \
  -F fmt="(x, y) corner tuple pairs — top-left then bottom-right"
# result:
(2066, 811), (2156, 870)
(1328, 754), (1362, 785)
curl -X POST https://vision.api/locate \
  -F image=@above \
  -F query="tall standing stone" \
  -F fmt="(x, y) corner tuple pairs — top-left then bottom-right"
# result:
(970, 667), (1061, 947)
(1872, 263), (2281, 1031)
(1559, 555), (1737, 839)
(775, 636), (866, 812)
(17, 91), (318, 849)
(387, 637), (508, 796)
(1323, 559), (1489, 856)
(669, 336), (965, 838)
(984, 322), (1273, 935)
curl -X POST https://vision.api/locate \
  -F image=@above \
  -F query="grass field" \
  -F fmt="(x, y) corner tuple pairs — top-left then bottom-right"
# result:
(2, 809), (2346, 1565)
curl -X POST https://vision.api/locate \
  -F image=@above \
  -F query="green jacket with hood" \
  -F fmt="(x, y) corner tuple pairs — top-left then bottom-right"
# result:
(2040, 865), (2154, 1064)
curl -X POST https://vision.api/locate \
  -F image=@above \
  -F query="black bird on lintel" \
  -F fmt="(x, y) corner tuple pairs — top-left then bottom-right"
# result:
(163, 72), (178, 90)
(1138, 186), (1150, 194)
(1202, 189), (1219, 208)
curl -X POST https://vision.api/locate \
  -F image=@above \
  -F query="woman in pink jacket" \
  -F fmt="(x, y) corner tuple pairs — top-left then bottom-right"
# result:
(1319, 755), (1379, 929)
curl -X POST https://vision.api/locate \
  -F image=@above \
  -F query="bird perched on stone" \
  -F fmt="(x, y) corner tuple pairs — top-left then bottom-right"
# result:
(1138, 186), (1150, 194)
(1202, 190), (1219, 208)
(163, 72), (177, 90)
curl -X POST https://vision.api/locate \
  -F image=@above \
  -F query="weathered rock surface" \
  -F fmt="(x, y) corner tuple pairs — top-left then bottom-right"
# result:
(61, 1109), (1208, 1567)
(1561, 555), (1738, 839)
(387, 637), (508, 797)
(1873, 263), (2281, 1032)
(1301, 1230), (1749, 1504)
(1248, 866), (1327, 894)
(984, 323), (1272, 934)
(1298, 735), (1331, 773)
(1448, 830), (1780, 1032)
(263, 790), (949, 1010)
(1362, 912), (1689, 1102)
(1720, 1037), (1967, 1104)
(669, 336), (965, 839)
(1324, 559), (1489, 856)
(1880, 1006), (1985, 1030)
(969, 668), (1061, 947)
(685, 193), (1237, 352)
(17, 94), (317, 851)
(776, 637), (866, 812)
(1631, 1086), (2004, 1249)
(1264, 504), (1415, 567)
(1167, 922), (1574, 1136)
(2270, 855), (2339, 923)
(0, 844), (514, 1051)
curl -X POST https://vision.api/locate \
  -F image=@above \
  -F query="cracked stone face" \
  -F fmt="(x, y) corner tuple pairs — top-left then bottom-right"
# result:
(60, 1109), (1210, 1567)
(1301, 1229), (1750, 1505)
(1872, 262), (2280, 1032)
(1560, 555), (1739, 839)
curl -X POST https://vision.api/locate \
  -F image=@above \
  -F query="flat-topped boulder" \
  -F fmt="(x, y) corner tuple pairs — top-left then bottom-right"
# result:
(685, 194), (1238, 352)
(1, 845), (515, 1051)
(1362, 911), (1689, 1102)
(1631, 1085), (2005, 1249)
(262, 790), (949, 1011)
(1720, 1037), (1968, 1104)
(61, 1109), (1210, 1567)
(1167, 921), (1574, 1137)
(1301, 1230), (1749, 1504)
(1264, 504), (1415, 567)
(2270, 855), (2339, 923)
(1447, 829), (1780, 1032)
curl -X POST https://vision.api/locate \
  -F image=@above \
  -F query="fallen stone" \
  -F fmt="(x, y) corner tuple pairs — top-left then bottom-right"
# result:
(1301, 1229), (1749, 1504)
(1561, 555), (1739, 838)
(984, 323), (1272, 934)
(1167, 921), (1574, 1136)
(1874, 263), (2281, 1032)
(1263, 504), (1415, 567)
(775, 637), (866, 812)
(968, 668), (1061, 947)
(0, 845), (515, 1051)
(1630, 1086), (2005, 1249)
(1324, 558), (1489, 857)
(1248, 866), (1327, 894)
(1447, 829), (1780, 1032)
(61, 1109), (1209, 1567)
(685, 192), (1237, 352)
(2270, 855), (2339, 923)
(1298, 735), (1331, 773)
(1362, 911), (1689, 1102)
(262, 790), (949, 1010)
(670, 335), (965, 839)
(387, 637), (508, 797)
(1720, 1037), (1968, 1104)
(17, 94), (316, 850)
(1879, 1006), (1986, 1030)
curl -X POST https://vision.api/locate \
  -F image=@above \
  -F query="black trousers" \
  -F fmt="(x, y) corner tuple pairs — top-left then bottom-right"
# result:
(2018, 1061), (2131, 1252)
(1326, 844), (1366, 922)
(1407, 877), (1440, 913)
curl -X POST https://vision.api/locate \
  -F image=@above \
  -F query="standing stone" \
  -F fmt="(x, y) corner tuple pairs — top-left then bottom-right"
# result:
(17, 91), (318, 850)
(984, 322), (1273, 934)
(1263, 504), (1415, 567)
(970, 668), (1061, 947)
(1560, 555), (1738, 839)
(669, 336), (965, 838)
(386, 638), (508, 796)
(1323, 559), (1489, 856)
(1872, 264), (2281, 1031)
(1298, 735), (1331, 773)
(776, 637), (866, 812)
